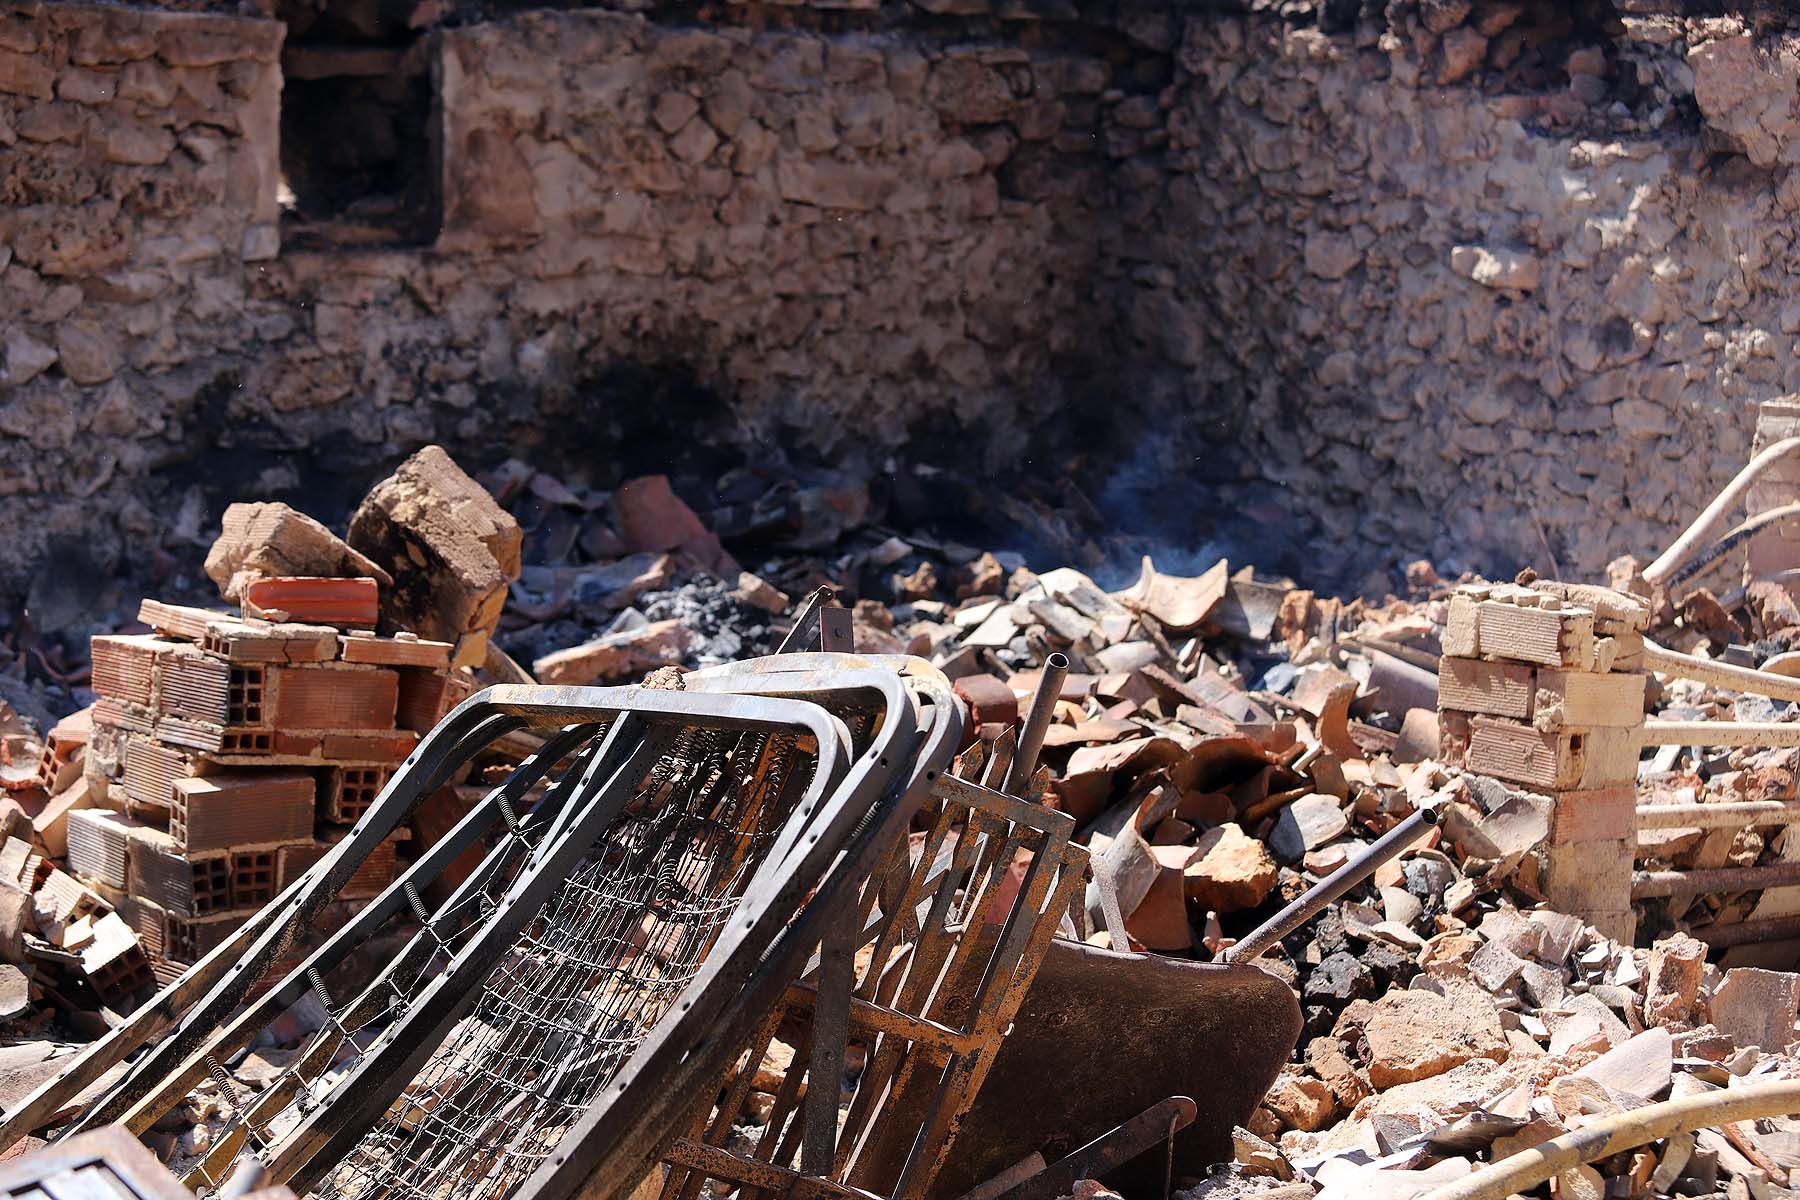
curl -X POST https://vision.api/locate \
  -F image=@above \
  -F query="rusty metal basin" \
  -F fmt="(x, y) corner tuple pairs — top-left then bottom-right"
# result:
(869, 934), (1301, 1198)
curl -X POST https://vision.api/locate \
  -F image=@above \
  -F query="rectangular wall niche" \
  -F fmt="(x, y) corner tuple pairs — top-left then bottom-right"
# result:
(278, 36), (441, 247)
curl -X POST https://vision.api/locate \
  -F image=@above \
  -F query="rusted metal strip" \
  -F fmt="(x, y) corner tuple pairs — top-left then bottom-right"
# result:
(1637, 800), (1800, 830)
(1224, 801), (1444, 963)
(997, 1096), (1197, 1200)
(665, 1139), (887, 1200)
(982, 728), (1017, 794)
(933, 774), (1067, 830)
(821, 608), (855, 654)
(804, 913), (858, 1177)
(784, 984), (974, 1054)
(647, 727), (1078, 1200)
(1634, 861), (1800, 899)
(776, 589), (837, 656)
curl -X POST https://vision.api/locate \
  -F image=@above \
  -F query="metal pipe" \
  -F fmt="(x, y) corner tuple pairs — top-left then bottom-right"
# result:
(1003, 652), (1069, 798)
(1644, 641), (1800, 704)
(1632, 860), (1800, 899)
(1343, 635), (1440, 676)
(1221, 802), (1443, 963)
(1642, 720), (1800, 747)
(1637, 800), (1800, 830)
(1673, 501), (1800, 587)
(1416, 1080), (1800, 1200)
(1691, 914), (1800, 949)
(1365, 649), (1439, 715)
(1646, 436), (1800, 586)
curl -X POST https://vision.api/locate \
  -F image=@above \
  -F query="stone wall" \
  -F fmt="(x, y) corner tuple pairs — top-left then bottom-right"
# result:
(1127, 5), (1791, 589)
(1, 0), (281, 590)
(0, 0), (1140, 596)
(280, 9), (1118, 438)
(5, 0), (1800, 601)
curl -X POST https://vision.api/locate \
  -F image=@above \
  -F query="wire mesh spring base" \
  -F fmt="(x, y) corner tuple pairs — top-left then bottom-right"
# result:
(311, 726), (796, 1200)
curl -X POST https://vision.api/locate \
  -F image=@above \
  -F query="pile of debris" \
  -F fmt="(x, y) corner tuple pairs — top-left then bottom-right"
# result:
(12, 439), (1800, 1200)
(1224, 915), (1800, 1200)
(0, 448), (526, 1011)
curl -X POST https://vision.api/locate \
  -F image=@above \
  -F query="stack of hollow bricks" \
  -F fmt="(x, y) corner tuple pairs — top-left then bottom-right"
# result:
(0, 711), (156, 1008)
(1437, 581), (1650, 943)
(76, 588), (471, 968)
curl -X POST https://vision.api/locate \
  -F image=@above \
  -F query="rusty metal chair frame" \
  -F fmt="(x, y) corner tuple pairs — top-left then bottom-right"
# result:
(258, 667), (939, 1200)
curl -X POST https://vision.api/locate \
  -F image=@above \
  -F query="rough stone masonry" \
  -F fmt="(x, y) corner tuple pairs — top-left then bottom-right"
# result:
(2, 0), (1798, 598)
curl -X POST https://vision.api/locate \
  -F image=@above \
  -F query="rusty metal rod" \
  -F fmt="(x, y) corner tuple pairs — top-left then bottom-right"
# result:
(1417, 1081), (1800, 1200)
(1638, 800), (1800, 830)
(997, 1096), (1196, 1200)
(1222, 802), (1443, 963)
(1690, 914), (1800, 949)
(1003, 652), (1069, 798)
(1646, 436), (1800, 586)
(1632, 860), (1800, 899)
(1644, 642), (1800, 704)
(1642, 720), (1800, 747)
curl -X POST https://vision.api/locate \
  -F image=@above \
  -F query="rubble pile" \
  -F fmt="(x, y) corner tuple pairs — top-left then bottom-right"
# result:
(477, 462), (1800, 1199)
(8, 444), (1800, 1200)
(0, 449), (523, 1011)
(1217, 915), (1800, 1200)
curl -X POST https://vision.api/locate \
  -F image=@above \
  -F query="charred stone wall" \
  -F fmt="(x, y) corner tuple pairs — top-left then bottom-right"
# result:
(2, 0), (1799, 599)
(1130, 6), (1790, 590)
(0, 0), (1139, 596)
(1, 1), (282, 591)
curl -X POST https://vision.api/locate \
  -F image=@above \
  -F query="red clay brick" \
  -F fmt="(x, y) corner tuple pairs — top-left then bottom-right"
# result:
(243, 576), (379, 628)
(271, 665), (397, 731)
